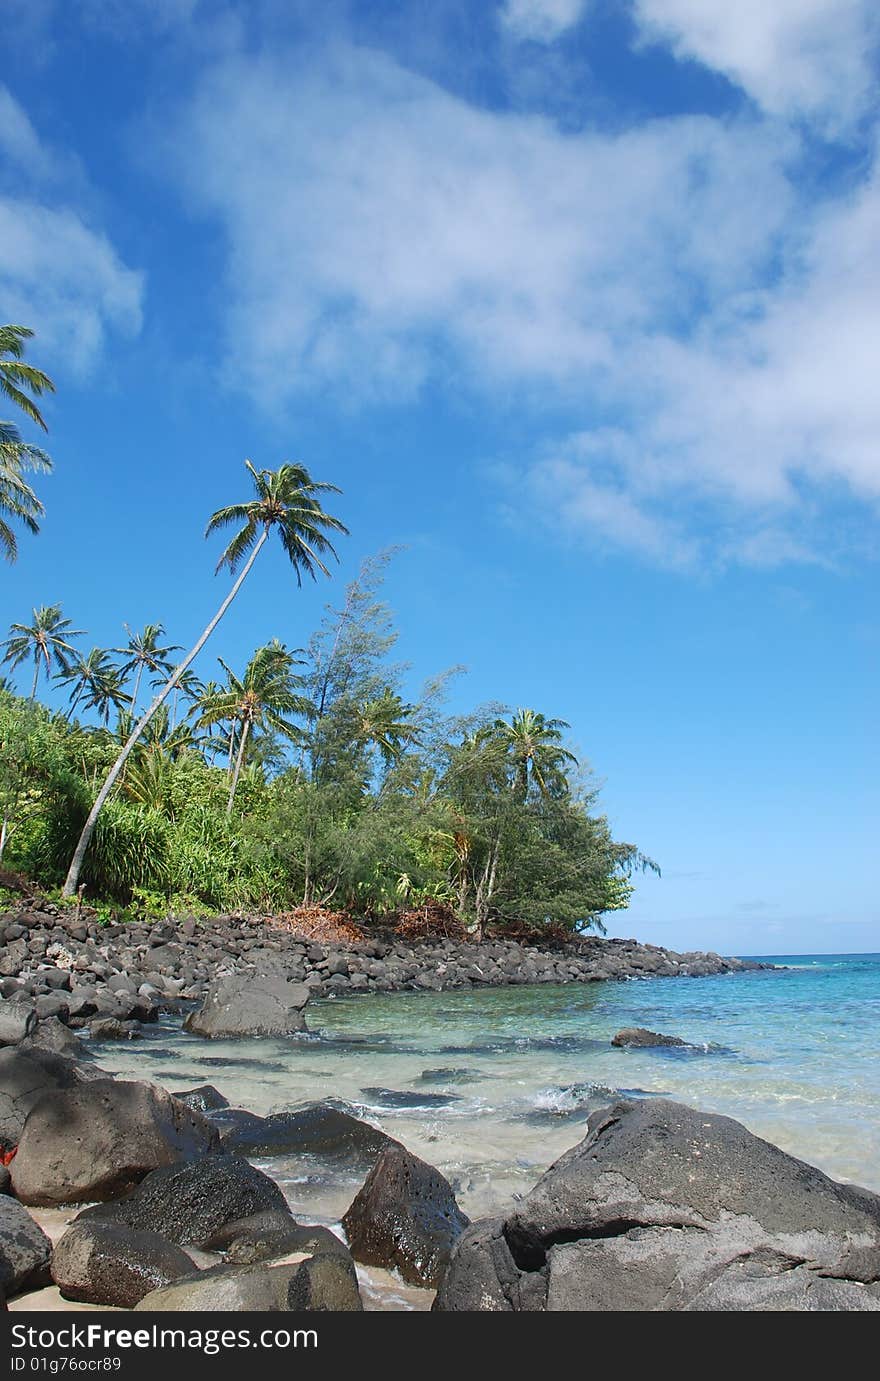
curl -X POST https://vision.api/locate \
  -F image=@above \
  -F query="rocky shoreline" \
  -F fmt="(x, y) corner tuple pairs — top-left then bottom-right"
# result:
(2, 1035), (879, 1311)
(0, 900), (768, 1040)
(2, 909), (878, 1313)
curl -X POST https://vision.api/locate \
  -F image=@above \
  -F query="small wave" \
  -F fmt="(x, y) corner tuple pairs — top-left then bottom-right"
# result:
(510, 1081), (618, 1125)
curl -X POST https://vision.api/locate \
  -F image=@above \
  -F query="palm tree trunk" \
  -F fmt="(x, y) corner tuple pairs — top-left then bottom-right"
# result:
(62, 528), (269, 896)
(66, 684), (83, 722)
(0, 811), (8, 864)
(29, 658), (39, 701)
(132, 662), (143, 712)
(226, 720), (251, 815)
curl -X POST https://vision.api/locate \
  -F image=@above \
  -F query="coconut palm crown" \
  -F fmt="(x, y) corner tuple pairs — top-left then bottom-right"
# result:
(0, 420), (52, 563)
(2, 604), (84, 699)
(206, 461), (347, 583)
(0, 326), (55, 432)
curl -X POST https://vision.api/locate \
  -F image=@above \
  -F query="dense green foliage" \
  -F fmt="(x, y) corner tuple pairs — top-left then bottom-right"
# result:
(1, 555), (657, 933)
(2, 329), (655, 932)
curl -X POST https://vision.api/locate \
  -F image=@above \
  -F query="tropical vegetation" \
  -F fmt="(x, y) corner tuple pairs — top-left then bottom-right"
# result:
(1, 549), (656, 932)
(0, 326), (657, 936)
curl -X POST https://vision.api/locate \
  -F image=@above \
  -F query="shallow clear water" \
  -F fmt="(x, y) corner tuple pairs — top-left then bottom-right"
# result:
(97, 954), (880, 1232)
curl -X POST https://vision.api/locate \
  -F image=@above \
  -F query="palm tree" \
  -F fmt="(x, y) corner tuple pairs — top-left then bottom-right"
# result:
(0, 326), (55, 431)
(0, 327), (55, 562)
(114, 623), (181, 711)
(62, 459), (347, 895)
(189, 678), (229, 765)
(161, 665), (203, 730)
(493, 708), (578, 800)
(58, 648), (131, 724)
(197, 640), (314, 813)
(0, 420), (52, 563)
(2, 604), (84, 699)
(357, 687), (420, 768)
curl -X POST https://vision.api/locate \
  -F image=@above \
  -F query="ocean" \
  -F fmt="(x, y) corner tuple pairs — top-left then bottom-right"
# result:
(98, 952), (880, 1243)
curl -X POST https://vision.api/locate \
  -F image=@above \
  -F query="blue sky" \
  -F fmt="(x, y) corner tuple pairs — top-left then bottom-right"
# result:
(1, 0), (877, 954)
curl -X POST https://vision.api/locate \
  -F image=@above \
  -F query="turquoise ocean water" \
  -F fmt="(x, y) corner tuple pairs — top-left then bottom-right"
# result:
(100, 953), (880, 1234)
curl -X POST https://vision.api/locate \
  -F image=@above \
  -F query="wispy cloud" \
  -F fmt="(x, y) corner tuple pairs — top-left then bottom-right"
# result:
(167, 47), (793, 396)
(150, 9), (880, 568)
(0, 85), (143, 376)
(499, 0), (589, 44)
(632, 0), (880, 133)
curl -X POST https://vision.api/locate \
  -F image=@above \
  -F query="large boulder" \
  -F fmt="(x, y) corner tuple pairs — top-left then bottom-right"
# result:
(184, 975), (309, 1038)
(0, 1196), (52, 1296)
(78, 1154), (290, 1249)
(202, 1208), (308, 1254)
(227, 1222), (352, 1268)
(20, 1018), (88, 1060)
(343, 1145), (469, 1287)
(435, 1099), (880, 1311)
(0, 1046), (101, 1150)
(222, 1104), (400, 1165)
(172, 1084), (229, 1114)
(0, 1001), (35, 1046)
(134, 1257), (362, 1312)
(11, 1079), (220, 1205)
(51, 1220), (195, 1308)
(286, 1253), (363, 1311)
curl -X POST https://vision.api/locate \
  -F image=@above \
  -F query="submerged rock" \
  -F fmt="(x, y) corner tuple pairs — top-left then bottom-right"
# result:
(343, 1145), (470, 1288)
(611, 1027), (687, 1048)
(184, 974), (309, 1038)
(360, 1086), (460, 1109)
(435, 1098), (880, 1311)
(10, 1079), (220, 1205)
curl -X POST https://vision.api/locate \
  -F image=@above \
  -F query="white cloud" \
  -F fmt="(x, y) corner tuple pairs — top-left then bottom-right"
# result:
(0, 87), (143, 376)
(0, 200), (143, 374)
(632, 0), (880, 133)
(523, 152), (880, 570)
(499, 0), (589, 44)
(0, 86), (60, 181)
(171, 48), (793, 397)
(163, 41), (880, 567)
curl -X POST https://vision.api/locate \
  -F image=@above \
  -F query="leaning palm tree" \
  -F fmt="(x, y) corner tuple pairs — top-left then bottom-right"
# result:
(2, 603), (84, 699)
(62, 460), (347, 896)
(197, 640), (314, 813)
(0, 420), (52, 562)
(114, 623), (181, 711)
(0, 326), (55, 431)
